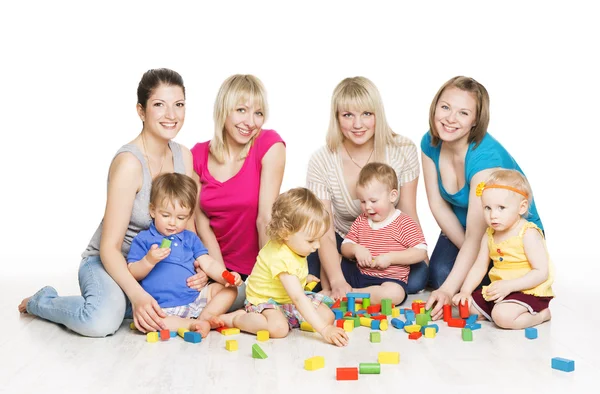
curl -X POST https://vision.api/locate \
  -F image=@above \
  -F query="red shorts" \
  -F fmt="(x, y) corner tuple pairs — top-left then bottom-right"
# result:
(471, 288), (552, 322)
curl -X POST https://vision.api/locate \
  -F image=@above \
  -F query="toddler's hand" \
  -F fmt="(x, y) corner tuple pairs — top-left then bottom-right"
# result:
(227, 271), (243, 287)
(373, 254), (391, 270)
(320, 325), (349, 347)
(452, 292), (471, 308)
(355, 246), (372, 267)
(485, 280), (514, 303)
(306, 274), (320, 284)
(146, 244), (170, 265)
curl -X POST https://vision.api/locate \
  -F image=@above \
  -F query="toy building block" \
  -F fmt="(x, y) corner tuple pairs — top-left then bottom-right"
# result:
(371, 320), (382, 330)
(129, 322), (136, 330)
(378, 352), (400, 364)
(391, 307), (400, 317)
(421, 324), (439, 334)
(416, 313), (429, 326)
(146, 332), (159, 343)
(341, 320), (354, 332)
(331, 308), (343, 320)
(336, 367), (358, 380)
(362, 298), (371, 308)
(355, 303), (363, 311)
(404, 324), (421, 333)
(551, 357), (574, 372)
(347, 297), (356, 314)
(466, 314), (478, 325)
(447, 318), (466, 328)
(160, 238), (172, 248)
(184, 331), (202, 344)
(344, 311), (354, 317)
(304, 356), (325, 371)
(301, 321), (316, 332)
(379, 320), (389, 331)
(462, 328), (473, 341)
(257, 330), (269, 341)
(391, 318), (405, 330)
(170, 331), (177, 338)
(424, 327), (436, 338)
(332, 299), (341, 309)
(304, 281), (318, 292)
(222, 270), (236, 285)
(525, 327), (538, 339)
(215, 326), (230, 334)
(459, 300), (470, 319)
(367, 304), (381, 314)
(381, 299), (393, 315)
(160, 329), (171, 341)
(359, 363), (381, 374)
(404, 310), (415, 322)
(408, 331), (422, 340)
(371, 315), (387, 321)
(252, 344), (268, 359)
(346, 292), (370, 299)
(221, 328), (240, 336)
(177, 328), (189, 338)
(360, 317), (373, 328)
(225, 339), (238, 351)
(443, 304), (452, 322)
(466, 322), (481, 330)
(370, 331), (381, 343)
(411, 302), (421, 314)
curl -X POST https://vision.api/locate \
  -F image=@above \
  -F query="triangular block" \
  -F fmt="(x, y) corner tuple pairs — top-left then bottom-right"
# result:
(252, 343), (268, 359)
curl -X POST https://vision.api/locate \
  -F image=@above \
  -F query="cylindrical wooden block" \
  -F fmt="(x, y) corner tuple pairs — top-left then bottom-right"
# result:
(359, 363), (381, 374)
(443, 304), (452, 322)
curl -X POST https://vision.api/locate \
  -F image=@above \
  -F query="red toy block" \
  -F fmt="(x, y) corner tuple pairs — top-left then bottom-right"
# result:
(336, 319), (346, 328)
(332, 299), (341, 308)
(447, 318), (466, 328)
(371, 315), (387, 321)
(222, 270), (236, 285)
(344, 311), (354, 317)
(160, 329), (171, 341)
(459, 299), (470, 319)
(336, 367), (359, 380)
(367, 304), (381, 314)
(408, 331), (423, 340)
(215, 326), (231, 333)
(443, 304), (452, 322)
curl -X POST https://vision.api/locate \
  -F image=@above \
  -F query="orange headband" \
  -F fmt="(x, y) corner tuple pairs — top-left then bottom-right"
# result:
(475, 182), (529, 199)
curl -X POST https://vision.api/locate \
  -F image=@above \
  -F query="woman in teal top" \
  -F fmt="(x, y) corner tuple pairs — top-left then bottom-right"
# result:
(421, 76), (543, 321)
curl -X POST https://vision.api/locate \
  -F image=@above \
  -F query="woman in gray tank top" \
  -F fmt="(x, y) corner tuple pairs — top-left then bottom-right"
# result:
(18, 68), (204, 337)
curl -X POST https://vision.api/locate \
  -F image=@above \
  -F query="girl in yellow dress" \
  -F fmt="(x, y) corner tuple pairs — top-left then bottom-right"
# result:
(452, 169), (554, 329)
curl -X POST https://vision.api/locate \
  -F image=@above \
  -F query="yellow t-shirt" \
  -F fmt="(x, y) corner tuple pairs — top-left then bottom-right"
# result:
(245, 240), (308, 305)
(482, 221), (554, 299)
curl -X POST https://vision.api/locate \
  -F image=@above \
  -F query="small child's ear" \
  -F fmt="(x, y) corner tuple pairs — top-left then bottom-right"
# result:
(390, 189), (399, 203)
(518, 199), (529, 216)
(149, 203), (156, 219)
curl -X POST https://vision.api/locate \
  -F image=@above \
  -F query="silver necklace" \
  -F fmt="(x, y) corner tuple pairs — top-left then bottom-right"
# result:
(343, 143), (374, 169)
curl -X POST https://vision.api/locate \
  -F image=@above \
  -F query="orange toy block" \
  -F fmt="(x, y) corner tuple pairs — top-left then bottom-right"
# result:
(160, 329), (170, 341)
(336, 367), (358, 380)
(408, 331), (422, 340)
(459, 299), (470, 319)
(378, 352), (400, 364)
(257, 330), (269, 341)
(305, 356), (325, 371)
(225, 339), (238, 351)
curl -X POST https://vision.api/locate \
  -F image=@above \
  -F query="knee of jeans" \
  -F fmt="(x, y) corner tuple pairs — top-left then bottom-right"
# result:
(428, 268), (449, 290)
(77, 293), (126, 337)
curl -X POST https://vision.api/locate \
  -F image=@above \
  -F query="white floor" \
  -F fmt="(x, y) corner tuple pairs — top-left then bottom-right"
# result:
(1, 264), (598, 394)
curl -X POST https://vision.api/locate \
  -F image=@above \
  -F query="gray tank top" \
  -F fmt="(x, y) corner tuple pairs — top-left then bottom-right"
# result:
(82, 141), (186, 258)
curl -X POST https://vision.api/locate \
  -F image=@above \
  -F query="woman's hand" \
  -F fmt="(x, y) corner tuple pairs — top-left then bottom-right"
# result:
(130, 290), (167, 333)
(425, 287), (453, 320)
(187, 260), (209, 290)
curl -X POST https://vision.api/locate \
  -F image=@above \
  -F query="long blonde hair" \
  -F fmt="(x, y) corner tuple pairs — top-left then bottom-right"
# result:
(326, 77), (399, 161)
(211, 74), (269, 163)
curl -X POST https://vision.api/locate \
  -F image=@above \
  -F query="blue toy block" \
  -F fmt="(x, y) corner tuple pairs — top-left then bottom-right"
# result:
(551, 357), (574, 372)
(525, 327), (538, 339)
(404, 310), (415, 321)
(347, 298), (355, 313)
(184, 331), (202, 343)
(390, 318), (405, 330)
(332, 308), (343, 320)
(346, 292), (370, 299)
(466, 314), (478, 325)
(371, 320), (381, 330)
(170, 331), (177, 338)
(357, 309), (368, 314)
(466, 323), (481, 330)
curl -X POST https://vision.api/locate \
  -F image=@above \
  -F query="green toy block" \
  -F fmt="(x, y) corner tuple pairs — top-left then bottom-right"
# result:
(370, 331), (381, 343)
(359, 363), (381, 374)
(462, 328), (473, 341)
(381, 299), (392, 316)
(362, 298), (371, 308)
(416, 313), (429, 326)
(252, 343), (268, 359)
(160, 238), (172, 248)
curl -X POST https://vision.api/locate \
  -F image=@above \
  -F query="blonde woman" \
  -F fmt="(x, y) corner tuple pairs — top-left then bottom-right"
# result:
(189, 75), (286, 308)
(306, 76), (428, 300)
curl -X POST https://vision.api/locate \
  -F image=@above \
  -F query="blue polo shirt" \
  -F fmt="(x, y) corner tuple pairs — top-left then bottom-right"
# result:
(421, 132), (543, 230)
(127, 223), (208, 308)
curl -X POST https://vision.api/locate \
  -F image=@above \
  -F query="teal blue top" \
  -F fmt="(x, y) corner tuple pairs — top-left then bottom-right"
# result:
(420, 132), (543, 230)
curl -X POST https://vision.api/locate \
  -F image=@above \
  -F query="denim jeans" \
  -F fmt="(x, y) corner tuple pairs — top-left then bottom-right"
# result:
(428, 232), (460, 290)
(26, 255), (129, 337)
(307, 233), (429, 294)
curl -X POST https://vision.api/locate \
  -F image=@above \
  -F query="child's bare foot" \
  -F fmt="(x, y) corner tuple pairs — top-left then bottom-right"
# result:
(219, 309), (246, 328)
(18, 298), (30, 313)
(204, 315), (225, 329)
(190, 320), (212, 338)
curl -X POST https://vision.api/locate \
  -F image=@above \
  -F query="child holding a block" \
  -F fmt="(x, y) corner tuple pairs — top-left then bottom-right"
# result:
(127, 173), (243, 337)
(452, 169), (554, 329)
(340, 163), (428, 305)
(221, 188), (349, 347)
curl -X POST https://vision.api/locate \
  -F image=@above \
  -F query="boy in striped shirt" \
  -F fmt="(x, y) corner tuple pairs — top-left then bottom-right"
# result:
(341, 163), (427, 305)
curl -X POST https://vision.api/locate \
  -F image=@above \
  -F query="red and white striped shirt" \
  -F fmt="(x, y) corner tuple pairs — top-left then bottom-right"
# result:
(343, 210), (426, 283)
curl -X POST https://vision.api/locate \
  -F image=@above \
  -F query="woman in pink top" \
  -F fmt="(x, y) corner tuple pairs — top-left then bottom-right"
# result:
(190, 75), (286, 308)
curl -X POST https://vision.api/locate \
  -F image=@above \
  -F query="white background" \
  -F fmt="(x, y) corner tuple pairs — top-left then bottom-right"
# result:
(1, 0), (596, 280)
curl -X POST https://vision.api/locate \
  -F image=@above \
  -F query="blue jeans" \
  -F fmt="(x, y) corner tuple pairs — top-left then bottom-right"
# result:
(307, 233), (429, 294)
(26, 256), (130, 337)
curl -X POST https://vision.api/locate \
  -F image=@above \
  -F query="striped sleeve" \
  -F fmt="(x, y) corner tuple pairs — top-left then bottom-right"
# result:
(344, 216), (363, 244)
(389, 134), (420, 186)
(393, 214), (426, 248)
(306, 148), (332, 201)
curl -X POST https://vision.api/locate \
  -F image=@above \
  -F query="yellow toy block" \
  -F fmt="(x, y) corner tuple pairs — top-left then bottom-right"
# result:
(146, 332), (159, 343)
(225, 339), (238, 351)
(257, 330), (269, 341)
(424, 327), (436, 338)
(378, 351), (400, 364)
(304, 281), (318, 291)
(177, 328), (189, 338)
(300, 322), (316, 332)
(404, 324), (422, 333)
(391, 307), (400, 317)
(360, 317), (373, 327)
(342, 320), (354, 332)
(130, 322), (136, 330)
(221, 328), (240, 336)
(379, 319), (389, 331)
(420, 307), (425, 314)
(414, 299), (424, 303)
(355, 303), (362, 311)
(304, 356), (325, 371)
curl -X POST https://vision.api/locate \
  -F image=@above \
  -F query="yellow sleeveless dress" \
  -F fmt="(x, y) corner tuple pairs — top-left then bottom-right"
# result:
(482, 221), (554, 300)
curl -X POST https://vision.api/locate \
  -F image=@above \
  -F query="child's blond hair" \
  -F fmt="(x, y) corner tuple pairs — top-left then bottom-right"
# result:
(357, 162), (398, 192)
(150, 173), (198, 214)
(484, 169), (533, 215)
(267, 188), (330, 242)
